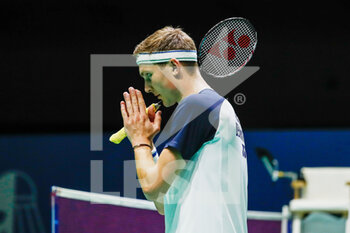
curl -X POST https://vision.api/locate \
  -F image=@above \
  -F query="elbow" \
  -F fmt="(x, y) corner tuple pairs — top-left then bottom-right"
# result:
(143, 183), (167, 203)
(143, 182), (170, 201)
(157, 209), (165, 215)
(143, 186), (159, 201)
(141, 179), (164, 201)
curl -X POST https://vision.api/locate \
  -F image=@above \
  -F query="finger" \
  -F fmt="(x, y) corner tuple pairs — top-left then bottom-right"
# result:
(120, 101), (128, 119)
(123, 92), (133, 115)
(129, 87), (139, 113)
(154, 111), (162, 131)
(136, 89), (147, 115)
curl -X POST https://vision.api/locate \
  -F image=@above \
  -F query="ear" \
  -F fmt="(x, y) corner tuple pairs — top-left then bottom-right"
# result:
(169, 58), (181, 77)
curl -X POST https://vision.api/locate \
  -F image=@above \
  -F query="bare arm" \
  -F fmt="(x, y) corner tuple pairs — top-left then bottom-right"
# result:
(120, 87), (185, 214)
(144, 190), (164, 215)
(134, 146), (184, 200)
(153, 199), (165, 215)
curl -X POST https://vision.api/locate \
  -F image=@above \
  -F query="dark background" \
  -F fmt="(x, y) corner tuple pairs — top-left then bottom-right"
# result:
(1, 1), (349, 133)
(1, 1), (350, 232)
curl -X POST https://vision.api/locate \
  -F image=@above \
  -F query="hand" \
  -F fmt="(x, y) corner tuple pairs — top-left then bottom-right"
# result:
(120, 87), (162, 147)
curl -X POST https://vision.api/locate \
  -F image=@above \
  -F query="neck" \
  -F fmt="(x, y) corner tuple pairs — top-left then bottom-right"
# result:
(178, 72), (212, 102)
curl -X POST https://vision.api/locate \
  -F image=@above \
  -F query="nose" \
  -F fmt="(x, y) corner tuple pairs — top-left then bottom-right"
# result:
(144, 82), (151, 94)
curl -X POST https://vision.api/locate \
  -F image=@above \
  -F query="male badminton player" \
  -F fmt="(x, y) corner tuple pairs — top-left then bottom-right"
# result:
(120, 26), (248, 233)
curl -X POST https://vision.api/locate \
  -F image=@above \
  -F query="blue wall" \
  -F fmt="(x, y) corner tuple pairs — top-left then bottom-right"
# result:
(1, 130), (350, 231)
(245, 130), (350, 211)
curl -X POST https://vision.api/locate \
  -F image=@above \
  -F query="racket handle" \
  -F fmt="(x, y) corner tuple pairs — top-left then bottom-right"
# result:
(109, 127), (127, 144)
(109, 102), (161, 144)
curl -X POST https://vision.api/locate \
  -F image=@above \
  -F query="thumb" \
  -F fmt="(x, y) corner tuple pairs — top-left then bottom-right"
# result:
(154, 111), (162, 131)
(147, 105), (155, 122)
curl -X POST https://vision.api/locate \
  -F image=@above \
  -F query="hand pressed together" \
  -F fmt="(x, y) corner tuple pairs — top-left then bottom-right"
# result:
(120, 87), (162, 147)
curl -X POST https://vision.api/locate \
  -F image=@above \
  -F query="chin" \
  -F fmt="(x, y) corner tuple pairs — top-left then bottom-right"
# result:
(162, 100), (176, 108)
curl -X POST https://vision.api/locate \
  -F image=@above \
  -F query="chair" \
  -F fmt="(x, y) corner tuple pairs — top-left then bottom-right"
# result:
(290, 167), (350, 233)
(346, 182), (350, 233)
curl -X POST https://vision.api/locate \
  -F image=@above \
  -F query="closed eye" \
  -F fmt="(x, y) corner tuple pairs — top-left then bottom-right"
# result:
(144, 72), (152, 82)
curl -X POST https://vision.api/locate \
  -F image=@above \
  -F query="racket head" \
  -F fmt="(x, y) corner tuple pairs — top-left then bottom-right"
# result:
(198, 17), (257, 78)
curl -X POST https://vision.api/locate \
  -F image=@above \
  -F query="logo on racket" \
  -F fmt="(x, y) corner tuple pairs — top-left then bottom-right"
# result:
(209, 29), (251, 61)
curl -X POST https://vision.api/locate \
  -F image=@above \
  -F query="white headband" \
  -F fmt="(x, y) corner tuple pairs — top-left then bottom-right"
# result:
(136, 50), (197, 65)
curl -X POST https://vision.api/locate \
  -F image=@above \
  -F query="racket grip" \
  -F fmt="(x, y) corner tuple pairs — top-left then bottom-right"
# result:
(109, 102), (161, 144)
(109, 127), (127, 144)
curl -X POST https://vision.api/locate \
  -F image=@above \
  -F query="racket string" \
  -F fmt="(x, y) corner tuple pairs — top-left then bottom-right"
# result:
(198, 18), (257, 78)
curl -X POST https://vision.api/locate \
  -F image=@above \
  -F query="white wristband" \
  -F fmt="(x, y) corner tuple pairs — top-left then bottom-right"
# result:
(152, 146), (159, 163)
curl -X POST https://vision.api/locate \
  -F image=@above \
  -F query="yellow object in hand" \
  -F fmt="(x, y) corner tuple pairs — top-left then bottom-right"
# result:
(109, 101), (161, 144)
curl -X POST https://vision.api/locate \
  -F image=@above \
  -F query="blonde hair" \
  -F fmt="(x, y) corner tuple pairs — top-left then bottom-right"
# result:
(133, 26), (197, 55)
(134, 26), (198, 74)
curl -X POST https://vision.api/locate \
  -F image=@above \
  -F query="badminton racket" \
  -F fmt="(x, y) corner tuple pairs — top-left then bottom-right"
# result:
(198, 17), (257, 78)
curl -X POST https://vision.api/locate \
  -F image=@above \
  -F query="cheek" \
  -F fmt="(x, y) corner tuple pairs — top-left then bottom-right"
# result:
(153, 77), (176, 91)
(162, 78), (177, 89)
